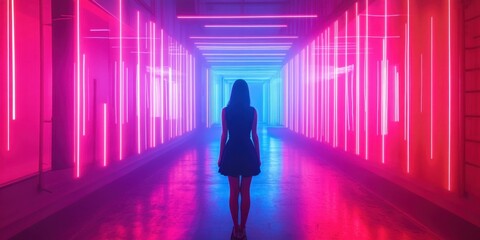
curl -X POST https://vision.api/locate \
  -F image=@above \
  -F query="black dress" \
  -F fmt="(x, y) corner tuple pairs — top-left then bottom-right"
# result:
(219, 106), (261, 177)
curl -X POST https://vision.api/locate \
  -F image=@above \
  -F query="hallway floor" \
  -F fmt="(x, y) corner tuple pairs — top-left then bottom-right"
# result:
(14, 128), (438, 240)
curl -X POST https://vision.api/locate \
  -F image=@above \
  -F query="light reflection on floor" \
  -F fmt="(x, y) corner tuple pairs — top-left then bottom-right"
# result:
(14, 127), (437, 240)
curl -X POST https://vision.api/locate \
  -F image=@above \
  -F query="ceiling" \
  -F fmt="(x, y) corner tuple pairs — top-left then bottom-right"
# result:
(175, 0), (350, 79)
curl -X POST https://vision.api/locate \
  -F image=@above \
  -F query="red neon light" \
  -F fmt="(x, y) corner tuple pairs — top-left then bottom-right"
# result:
(430, 17), (434, 160)
(448, 0), (452, 191)
(407, 0), (411, 173)
(420, 54), (423, 113)
(136, 11), (141, 153)
(178, 14), (317, 19)
(204, 24), (287, 28)
(11, 0), (16, 120)
(104, 103), (107, 166)
(191, 36), (298, 39)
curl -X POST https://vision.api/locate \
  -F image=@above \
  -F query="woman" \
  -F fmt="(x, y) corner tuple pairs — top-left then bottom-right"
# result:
(218, 79), (261, 240)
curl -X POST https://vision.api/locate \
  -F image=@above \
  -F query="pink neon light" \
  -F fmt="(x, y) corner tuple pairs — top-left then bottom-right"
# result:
(345, 11), (348, 152)
(203, 53), (285, 56)
(195, 42), (293, 45)
(152, 23), (156, 147)
(204, 24), (287, 28)
(394, 66), (399, 122)
(11, 0), (16, 120)
(103, 103), (107, 166)
(448, 0), (452, 191)
(136, 11), (141, 153)
(420, 54), (423, 113)
(365, 0), (369, 160)
(7, 0), (10, 150)
(206, 69), (209, 127)
(119, 0), (123, 160)
(407, 0), (411, 173)
(430, 17), (433, 160)
(355, 2), (360, 155)
(191, 36), (298, 39)
(334, 21), (338, 147)
(82, 54), (86, 136)
(161, 29), (164, 143)
(178, 14), (317, 19)
(76, 0), (81, 178)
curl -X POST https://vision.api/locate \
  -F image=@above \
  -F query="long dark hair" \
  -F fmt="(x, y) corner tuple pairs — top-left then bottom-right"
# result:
(228, 79), (250, 108)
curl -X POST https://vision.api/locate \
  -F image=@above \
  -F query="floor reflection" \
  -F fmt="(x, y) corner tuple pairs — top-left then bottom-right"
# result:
(15, 127), (437, 240)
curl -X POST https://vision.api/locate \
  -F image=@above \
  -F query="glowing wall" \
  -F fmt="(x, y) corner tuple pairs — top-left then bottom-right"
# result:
(0, 0), (53, 185)
(284, 0), (461, 195)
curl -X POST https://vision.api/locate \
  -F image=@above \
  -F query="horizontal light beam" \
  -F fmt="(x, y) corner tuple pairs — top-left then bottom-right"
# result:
(205, 24), (287, 28)
(194, 42), (293, 45)
(191, 36), (298, 39)
(203, 53), (286, 56)
(178, 14), (317, 19)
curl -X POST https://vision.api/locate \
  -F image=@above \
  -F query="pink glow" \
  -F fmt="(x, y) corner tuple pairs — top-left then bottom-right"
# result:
(203, 53), (285, 56)
(420, 54), (423, 113)
(355, 2), (360, 155)
(178, 14), (317, 19)
(206, 69), (209, 127)
(7, 0), (10, 151)
(104, 103), (107, 167)
(152, 23), (156, 147)
(334, 21), (338, 147)
(11, 0), (16, 120)
(447, 0), (452, 191)
(161, 29), (165, 143)
(76, 0), (81, 178)
(407, 0), (411, 173)
(82, 54), (86, 136)
(204, 24), (287, 28)
(191, 36), (298, 39)
(365, 0), (369, 160)
(430, 17), (433, 160)
(345, 11), (348, 152)
(136, 12), (141, 153)
(119, 0), (124, 160)
(194, 42), (293, 45)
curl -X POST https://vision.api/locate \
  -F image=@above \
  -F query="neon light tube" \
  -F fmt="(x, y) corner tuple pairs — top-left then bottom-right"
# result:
(11, 0), (16, 120)
(448, 0), (452, 191)
(365, 0), (369, 159)
(76, 0), (81, 177)
(137, 11), (141, 153)
(206, 69), (209, 127)
(334, 21), (338, 147)
(203, 53), (286, 56)
(104, 103), (107, 166)
(345, 11), (348, 152)
(195, 42), (293, 45)
(430, 17), (434, 160)
(420, 54), (423, 113)
(119, 0), (123, 160)
(7, 0), (10, 150)
(204, 24), (287, 28)
(407, 0), (411, 173)
(191, 36), (298, 39)
(161, 29), (164, 143)
(178, 14), (317, 19)
(355, 2), (360, 155)
(152, 23), (156, 147)
(82, 54), (86, 136)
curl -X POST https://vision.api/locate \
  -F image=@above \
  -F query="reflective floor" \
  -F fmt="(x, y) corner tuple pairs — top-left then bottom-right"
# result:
(14, 128), (438, 240)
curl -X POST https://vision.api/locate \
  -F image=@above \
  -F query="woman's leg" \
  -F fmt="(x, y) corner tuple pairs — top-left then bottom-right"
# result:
(228, 176), (240, 230)
(240, 176), (252, 229)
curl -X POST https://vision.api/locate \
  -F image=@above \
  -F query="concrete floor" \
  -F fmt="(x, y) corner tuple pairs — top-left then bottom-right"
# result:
(13, 128), (439, 240)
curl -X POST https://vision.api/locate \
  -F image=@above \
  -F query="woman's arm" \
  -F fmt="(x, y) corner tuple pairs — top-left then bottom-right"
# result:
(218, 108), (228, 167)
(252, 109), (261, 166)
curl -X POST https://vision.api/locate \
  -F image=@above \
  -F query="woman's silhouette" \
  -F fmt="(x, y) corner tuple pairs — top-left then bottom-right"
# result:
(218, 79), (261, 240)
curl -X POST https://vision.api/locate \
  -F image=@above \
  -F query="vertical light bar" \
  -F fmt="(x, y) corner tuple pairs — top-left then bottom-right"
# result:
(420, 54), (423, 113)
(103, 103), (107, 166)
(119, 0), (123, 160)
(7, 0), (10, 150)
(345, 11), (348, 151)
(11, 0), (16, 120)
(161, 29), (164, 143)
(365, 0), (369, 159)
(355, 2), (360, 155)
(447, 0), (452, 191)
(136, 11), (141, 153)
(82, 54), (86, 136)
(206, 69), (209, 127)
(430, 17), (434, 160)
(152, 23), (156, 147)
(394, 66), (399, 122)
(407, 0), (411, 173)
(76, 0), (81, 177)
(382, 40), (387, 164)
(334, 21), (338, 147)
